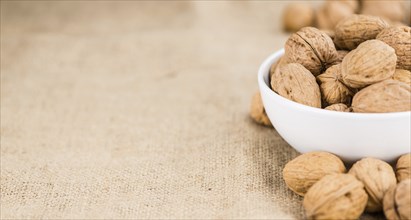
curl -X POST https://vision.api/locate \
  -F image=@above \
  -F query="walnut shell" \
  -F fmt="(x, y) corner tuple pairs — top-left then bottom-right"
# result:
(335, 50), (349, 64)
(383, 179), (411, 220)
(324, 103), (350, 112)
(271, 63), (321, 108)
(285, 27), (338, 76)
(321, 30), (335, 41)
(341, 40), (397, 89)
(316, 1), (355, 30)
(349, 157), (397, 212)
(317, 64), (354, 105)
(392, 69), (411, 85)
(351, 80), (411, 113)
(250, 92), (271, 127)
(303, 174), (368, 220)
(334, 15), (389, 50)
(377, 26), (411, 71)
(283, 152), (346, 196)
(396, 153), (411, 182)
(282, 3), (314, 32)
(361, 0), (406, 23)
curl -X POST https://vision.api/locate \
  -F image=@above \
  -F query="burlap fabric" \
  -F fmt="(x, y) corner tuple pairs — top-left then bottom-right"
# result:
(0, 1), (386, 219)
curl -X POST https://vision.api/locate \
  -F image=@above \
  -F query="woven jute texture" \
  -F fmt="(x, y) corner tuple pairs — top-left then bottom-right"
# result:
(0, 1), (387, 219)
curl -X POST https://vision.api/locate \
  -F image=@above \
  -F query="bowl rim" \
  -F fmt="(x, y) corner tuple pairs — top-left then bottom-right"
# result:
(258, 49), (411, 119)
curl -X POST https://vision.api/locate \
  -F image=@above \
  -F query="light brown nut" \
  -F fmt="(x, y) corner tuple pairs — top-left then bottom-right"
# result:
(316, 1), (355, 30)
(392, 69), (411, 85)
(334, 15), (389, 50)
(361, 0), (406, 23)
(335, 50), (349, 64)
(271, 63), (321, 108)
(349, 158), (397, 212)
(324, 103), (350, 112)
(351, 80), (411, 113)
(282, 152), (346, 196)
(377, 26), (411, 71)
(341, 40), (397, 89)
(317, 64), (354, 105)
(250, 92), (271, 127)
(303, 174), (368, 220)
(285, 27), (338, 76)
(396, 153), (411, 182)
(320, 30), (335, 41)
(282, 3), (314, 32)
(383, 179), (411, 220)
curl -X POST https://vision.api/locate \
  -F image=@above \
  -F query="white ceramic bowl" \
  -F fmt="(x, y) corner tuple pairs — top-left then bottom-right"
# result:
(258, 49), (411, 162)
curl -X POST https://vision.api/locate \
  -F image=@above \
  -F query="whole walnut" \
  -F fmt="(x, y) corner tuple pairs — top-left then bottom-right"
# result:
(377, 26), (411, 71)
(303, 174), (368, 220)
(383, 179), (411, 220)
(396, 153), (411, 182)
(351, 80), (411, 113)
(392, 69), (411, 85)
(283, 152), (346, 196)
(317, 64), (354, 105)
(282, 3), (314, 32)
(334, 15), (389, 50)
(324, 103), (350, 112)
(316, 1), (355, 30)
(349, 157), (397, 212)
(341, 40), (396, 89)
(271, 63), (321, 108)
(285, 27), (338, 76)
(361, 0), (406, 23)
(250, 92), (271, 127)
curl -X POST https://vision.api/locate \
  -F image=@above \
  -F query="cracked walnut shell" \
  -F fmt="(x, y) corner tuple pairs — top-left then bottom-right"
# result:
(349, 157), (397, 212)
(341, 40), (396, 89)
(351, 80), (411, 113)
(283, 152), (346, 196)
(396, 153), (411, 182)
(285, 27), (338, 76)
(303, 174), (368, 220)
(383, 179), (411, 220)
(271, 63), (321, 108)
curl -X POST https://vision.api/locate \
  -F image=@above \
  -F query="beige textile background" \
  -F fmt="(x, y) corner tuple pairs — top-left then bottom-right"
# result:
(0, 1), (386, 219)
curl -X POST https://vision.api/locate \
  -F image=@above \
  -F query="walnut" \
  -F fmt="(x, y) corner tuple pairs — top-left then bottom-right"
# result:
(361, 0), (406, 23)
(351, 80), (411, 113)
(383, 179), (411, 220)
(317, 64), (354, 105)
(303, 174), (368, 219)
(349, 158), (397, 212)
(324, 103), (350, 112)
(285, 27), (339, 76)
(282, 3), (314, 32)
(334, 15), (389, 50)
(396, 153), (411, 182)
(392, 69), (411, 85)
(377, 26), (411, 71)
(271, 63), (321, 108)
(282, 152), (346, 196)
(316, 1), (355, 30)
(341, 40), (397, 89)
(250, 92), (271, 127)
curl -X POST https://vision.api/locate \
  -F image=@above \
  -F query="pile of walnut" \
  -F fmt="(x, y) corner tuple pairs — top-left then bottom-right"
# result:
(250, 14), (411, 127)
(283, 152), (411, 219)
(283, 0), (411, 33)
